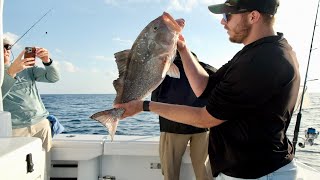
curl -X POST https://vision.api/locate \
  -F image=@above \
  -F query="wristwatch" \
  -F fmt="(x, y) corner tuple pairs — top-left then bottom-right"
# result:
(143, 101), (150, 111)
(43, 58), (53, 66)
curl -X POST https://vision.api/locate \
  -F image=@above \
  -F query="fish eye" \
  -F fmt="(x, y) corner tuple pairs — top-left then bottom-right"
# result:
(153, 26), (158, 31)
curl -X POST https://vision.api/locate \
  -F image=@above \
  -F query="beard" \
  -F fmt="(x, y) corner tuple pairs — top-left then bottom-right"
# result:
(228, 16), (251, 44)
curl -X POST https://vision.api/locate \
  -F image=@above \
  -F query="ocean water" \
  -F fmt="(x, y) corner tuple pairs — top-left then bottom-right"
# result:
(41, 93), (320, 171)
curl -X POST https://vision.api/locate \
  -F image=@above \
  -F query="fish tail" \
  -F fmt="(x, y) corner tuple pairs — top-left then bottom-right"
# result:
(90, 108), (125, 141)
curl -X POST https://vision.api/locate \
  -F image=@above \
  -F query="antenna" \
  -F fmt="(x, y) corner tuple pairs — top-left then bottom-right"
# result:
(292, 0), (320, 153)
(9, 8), (53, 49)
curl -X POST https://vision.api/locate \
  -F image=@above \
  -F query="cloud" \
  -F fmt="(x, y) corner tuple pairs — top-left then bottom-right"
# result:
(201, 0), (221, 5)
(55, 49), (63, 54)
(56, 61), (79, 73)
(3, 32), (18, 43)
(112, 37), (133, 46)
(104, 0), (119, 6)
(167, 0), (221, 12)
(3, 32), (22, 50)
(64, 61), (79, 72)
(101, 0), (214, 11)
(93, 55), (114, 61)
(167, 0), (198, 12)
(105, 70), (118, 79)
(104, 0), (161, 6)
(103, 0), (220, 12)
(90, 68), (100, 73)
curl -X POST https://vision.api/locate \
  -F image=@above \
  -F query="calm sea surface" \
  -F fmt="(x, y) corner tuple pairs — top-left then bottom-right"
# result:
(41, 93), (320, 171)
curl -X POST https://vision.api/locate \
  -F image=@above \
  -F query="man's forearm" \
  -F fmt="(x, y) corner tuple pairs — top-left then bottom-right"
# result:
(178, 47), (209, 97)
(149, 101), (222, 128)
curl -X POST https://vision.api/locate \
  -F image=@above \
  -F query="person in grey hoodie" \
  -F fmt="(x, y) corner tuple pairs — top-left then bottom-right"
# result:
(2, 37), (60, 152)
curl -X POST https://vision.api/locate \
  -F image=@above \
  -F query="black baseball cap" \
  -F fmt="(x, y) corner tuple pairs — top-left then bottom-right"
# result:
(208, 0), (279, 15)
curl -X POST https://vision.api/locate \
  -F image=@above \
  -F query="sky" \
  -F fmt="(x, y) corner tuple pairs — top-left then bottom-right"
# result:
(2, 0), (320, 94)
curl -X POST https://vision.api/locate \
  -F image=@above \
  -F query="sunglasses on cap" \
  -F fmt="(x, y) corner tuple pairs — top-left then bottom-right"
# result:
(4, 44), (12, 50)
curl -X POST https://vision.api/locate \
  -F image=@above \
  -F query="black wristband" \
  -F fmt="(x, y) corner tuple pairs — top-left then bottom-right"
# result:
(43, 58), (53, 66)
(143, 101), (150, 111)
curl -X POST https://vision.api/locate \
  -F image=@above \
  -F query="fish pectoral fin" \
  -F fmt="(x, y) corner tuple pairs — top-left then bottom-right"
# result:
(166, 63), (180, 78)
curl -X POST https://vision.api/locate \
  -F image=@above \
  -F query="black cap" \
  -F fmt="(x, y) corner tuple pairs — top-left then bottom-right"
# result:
(208, 0), (279, 15)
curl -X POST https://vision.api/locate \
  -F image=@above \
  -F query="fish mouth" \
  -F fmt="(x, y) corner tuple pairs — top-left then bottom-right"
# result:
(162, 12), (183, 33)
(175, 18), (185, 29)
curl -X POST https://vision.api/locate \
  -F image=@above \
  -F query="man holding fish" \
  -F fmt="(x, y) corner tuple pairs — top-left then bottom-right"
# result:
(115, 0), (300, 179)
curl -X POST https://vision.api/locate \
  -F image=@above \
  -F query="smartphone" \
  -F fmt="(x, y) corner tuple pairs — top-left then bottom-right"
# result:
(24, 47), (36, 66)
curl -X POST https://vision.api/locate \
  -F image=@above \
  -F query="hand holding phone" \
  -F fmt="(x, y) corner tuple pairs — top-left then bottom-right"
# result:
(24, 47), (36, 66)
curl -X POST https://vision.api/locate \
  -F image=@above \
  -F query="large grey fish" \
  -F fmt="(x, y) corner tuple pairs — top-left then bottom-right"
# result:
(90, 12), (183, 140)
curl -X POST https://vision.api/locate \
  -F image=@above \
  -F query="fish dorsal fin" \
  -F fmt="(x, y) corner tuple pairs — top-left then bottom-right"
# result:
(113, 49), (131, 103)
(166, 63), (180, 78)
